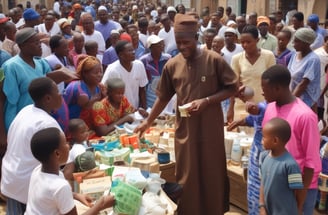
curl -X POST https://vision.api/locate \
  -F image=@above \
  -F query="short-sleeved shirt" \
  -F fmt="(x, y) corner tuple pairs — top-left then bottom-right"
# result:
(257, 33), (277, 52)
(314, 47), (328, 90)
(94, 20), (122, 42)
(231, 49), (275, 119)
(158, 27), (177, 55)
(92, 97), (134, 126)
(260, 151), (303, 215)
(102, 46), (118, 66)
(25, 165), (75, 215)
(1, 105), (62, 203)
(274, 49), (292, 67)
(139, 52), (171, 108)
(101, 60), (148, 108)
(2, 55), (51, 131)
(288, 51), (321, 107)
(82, 30), (106, 54)
(63, 80), (102, 127)
(0, 49), (11, 67)
(262, 98), (322, 189)
(221, 44), (244, 65)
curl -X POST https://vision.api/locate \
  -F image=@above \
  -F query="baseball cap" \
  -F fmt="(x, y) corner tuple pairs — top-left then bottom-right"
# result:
(0, 14), (9, 24)
(23, 8), (40, 21)
(308, 14), (319, 23)
(147, 35), (163, 48)
(167, 6), (177, 13)
(257, 16), (270, 27)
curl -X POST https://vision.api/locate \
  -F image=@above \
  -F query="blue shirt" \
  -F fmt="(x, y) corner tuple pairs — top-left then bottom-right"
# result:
(288, 51), (321, 107)
(135, 40), (146, 59)
(63, 80), (101, 119)
(260, 151), (303, 215)
(139, 52), (171, 107)
(94, 20), (121, 42)
(2, 56), (51, 131)
(0, 50), (11, 67)
(274, 49), (292, 67)
(102, 46), (118, 66)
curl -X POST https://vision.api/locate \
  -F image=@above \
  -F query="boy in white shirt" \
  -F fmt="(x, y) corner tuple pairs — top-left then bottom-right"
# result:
(26, 127), (115, 215)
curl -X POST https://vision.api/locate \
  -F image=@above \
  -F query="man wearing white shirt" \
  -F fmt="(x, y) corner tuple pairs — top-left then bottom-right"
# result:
(37, 13), (60, 36)
(81, 13), (105, 56)
(1, 77), (63, 214)
(221, 27), (244, 64)
(158, 14), (177, 55)
(102, 41), (148, 109)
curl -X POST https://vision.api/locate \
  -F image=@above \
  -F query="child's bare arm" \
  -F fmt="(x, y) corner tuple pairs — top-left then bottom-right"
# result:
(294, 190), (303, 215)
(66, 194), (115, 215)
(83, 195), (115, 215)
(259, 185), (267, 215)
(227, 118), (247, 131)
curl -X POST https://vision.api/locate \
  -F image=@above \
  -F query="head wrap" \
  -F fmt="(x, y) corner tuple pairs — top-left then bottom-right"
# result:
(15, 27), (37, 44)
(23, 8), (40, 21)
(257, 16), (270, 26)
(174, 14), (198, 35)
(294, 27), (316, 44)
(75, 151), (96, 172)
(307, 14), (319, 23)
(76, 55), (100, 79)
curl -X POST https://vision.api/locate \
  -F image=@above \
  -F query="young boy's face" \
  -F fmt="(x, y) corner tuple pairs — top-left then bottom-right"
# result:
(262, 125), (275, 150)
(58, 132), (70, 165)
(108, 87), (125, 105)
(72, 123), (89, 143)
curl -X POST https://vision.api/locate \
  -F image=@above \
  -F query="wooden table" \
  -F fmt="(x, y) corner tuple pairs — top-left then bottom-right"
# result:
(159, 161), (248, 213)
(227, 162), (248, 212)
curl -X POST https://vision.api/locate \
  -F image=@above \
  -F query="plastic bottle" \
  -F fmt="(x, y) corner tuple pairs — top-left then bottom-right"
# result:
(231, 138), (242, 165)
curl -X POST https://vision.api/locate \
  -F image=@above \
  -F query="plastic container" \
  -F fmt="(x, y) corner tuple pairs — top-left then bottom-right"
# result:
(99, 148), (130, 165)
(111, 180), (142, 215)
(128, 134), (139, 149)
(231, 138), (242, 165)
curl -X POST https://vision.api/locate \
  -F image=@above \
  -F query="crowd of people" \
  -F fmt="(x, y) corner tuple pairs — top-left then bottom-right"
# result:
(0, 0), (327, 214)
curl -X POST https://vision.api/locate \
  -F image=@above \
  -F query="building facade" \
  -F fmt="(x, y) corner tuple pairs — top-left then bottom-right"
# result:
(171, 0), (327, 24)
(0, 0), (327, 25)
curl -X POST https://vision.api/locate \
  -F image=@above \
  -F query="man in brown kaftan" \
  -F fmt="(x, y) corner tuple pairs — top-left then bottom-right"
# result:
(135, 14), (238, 215)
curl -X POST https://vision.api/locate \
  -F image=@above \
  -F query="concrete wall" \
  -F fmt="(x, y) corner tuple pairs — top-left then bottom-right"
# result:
(1, 0), (52, 14)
